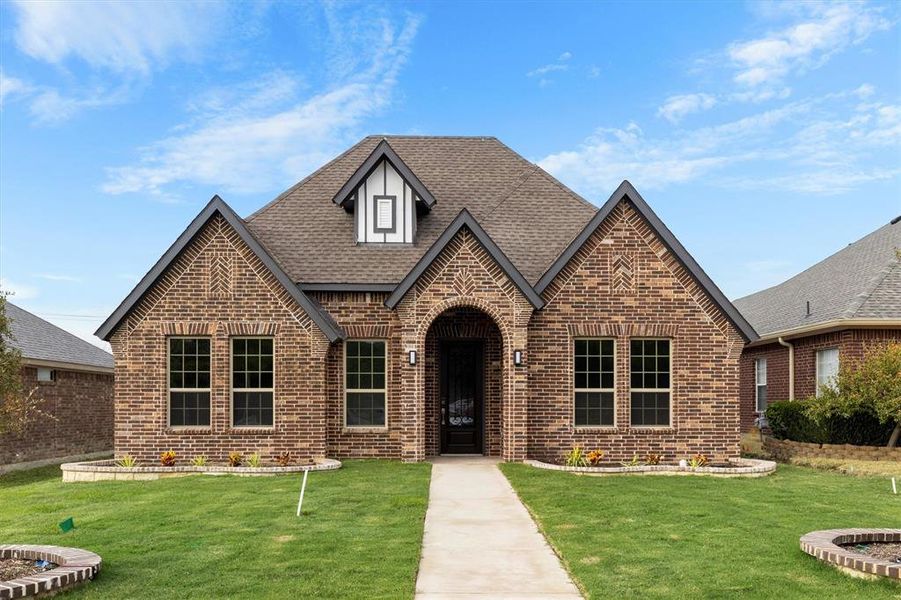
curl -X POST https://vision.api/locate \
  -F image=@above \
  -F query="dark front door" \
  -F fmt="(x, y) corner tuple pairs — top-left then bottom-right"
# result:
(440, 340), (483, 454)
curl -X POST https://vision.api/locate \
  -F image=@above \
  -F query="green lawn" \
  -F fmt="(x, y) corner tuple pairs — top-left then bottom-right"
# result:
(500, 464), (901, 599)
(0, 460), (431, 599)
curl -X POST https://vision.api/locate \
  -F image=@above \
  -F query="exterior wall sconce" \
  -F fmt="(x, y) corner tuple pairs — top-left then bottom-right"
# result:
(408, 350), (417, 366)
(513, 350), (523, 366)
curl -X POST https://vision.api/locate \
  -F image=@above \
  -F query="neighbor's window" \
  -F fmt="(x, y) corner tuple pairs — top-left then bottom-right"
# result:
(574, 339), (615, 426)
(815, 348), (839, 396)
(36, 367), (56, 382)
(232, 338), (274, 427)
(755, 358), (767, 412)
(169, 338), (211, 427)
(345, 340), (386, 427)
(630, 339), (671, 427)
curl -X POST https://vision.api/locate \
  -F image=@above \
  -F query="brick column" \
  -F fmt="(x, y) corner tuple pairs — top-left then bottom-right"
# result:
(397, 296), (425, 462)
(307, 330), (330, 459)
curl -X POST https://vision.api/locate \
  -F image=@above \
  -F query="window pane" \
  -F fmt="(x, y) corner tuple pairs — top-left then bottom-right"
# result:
(575, 392), (614, 426)
(231, 338), (274, 426)
(346, 392), (386, 426)
(168, 337), (211, 428)
(630, 339), (671, 392)
(170, 391), (210, 427)
(346, 341), (387, 425)
(630, 392), (670, 426)
(756, 385), (768, 412)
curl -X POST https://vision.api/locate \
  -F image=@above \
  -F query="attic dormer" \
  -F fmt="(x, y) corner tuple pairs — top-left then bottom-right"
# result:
(333, 140), (436, 244)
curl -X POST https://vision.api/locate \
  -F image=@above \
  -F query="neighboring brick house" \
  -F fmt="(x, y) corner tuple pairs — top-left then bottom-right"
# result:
(734, 217), (901, 431)
(95, 136), (756, 465)
(1, 302), (114, 468)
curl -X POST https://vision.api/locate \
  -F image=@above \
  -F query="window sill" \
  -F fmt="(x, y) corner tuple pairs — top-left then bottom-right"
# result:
(342, 426), (389, 434)
(573, 426), (619, 433)
(166, 427), (212, 435)
(227, 427), (275, 435)
(628, 426), (676, 433)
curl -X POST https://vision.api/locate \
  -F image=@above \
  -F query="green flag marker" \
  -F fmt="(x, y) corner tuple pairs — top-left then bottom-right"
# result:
(59, 517), (75, 533)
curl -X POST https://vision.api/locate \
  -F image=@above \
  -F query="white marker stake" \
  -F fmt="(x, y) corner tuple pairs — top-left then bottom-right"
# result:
(892, 477), (897, 495)
(297, 469), (309, 517)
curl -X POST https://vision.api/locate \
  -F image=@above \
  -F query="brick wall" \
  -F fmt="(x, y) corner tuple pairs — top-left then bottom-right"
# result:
(0, 366), (113, 466)
(529, 201), (746, 464)
(740, 329), (901, 431)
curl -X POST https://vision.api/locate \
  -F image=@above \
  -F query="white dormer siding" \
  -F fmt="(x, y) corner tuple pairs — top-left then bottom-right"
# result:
(356, 160), (416, 244)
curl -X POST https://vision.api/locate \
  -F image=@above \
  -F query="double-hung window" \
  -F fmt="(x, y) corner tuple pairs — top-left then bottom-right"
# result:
(574, 339), (615, 426)
(755, 358), (768, 412)
(815, 348), (839, 396)
(169, 338), (211, 427)
(345, 340), (387, 427)
(630, 339), (671, 427)
(232, 338), (274, 427)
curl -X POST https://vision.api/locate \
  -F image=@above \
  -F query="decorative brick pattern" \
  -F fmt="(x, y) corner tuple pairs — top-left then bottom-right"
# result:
(800, 529), (901, 580)
(0, 367), (113, 467)
(610, 254), (635, 293)
(208, 252), (234, 299)
(0, 544), (101, 599)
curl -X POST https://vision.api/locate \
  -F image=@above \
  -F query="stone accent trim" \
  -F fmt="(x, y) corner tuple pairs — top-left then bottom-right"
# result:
(800, 529), (901, 580)
(222, 322), (280, 336)
(565, 323), (680, 337)
(764, 437), (901, 461)
(343, 324), (392, 338)
(159, 322), (216, 336)
(0, 544), (101, 599)
(524, 457), (776, 478)
(60, 458), (341, 482)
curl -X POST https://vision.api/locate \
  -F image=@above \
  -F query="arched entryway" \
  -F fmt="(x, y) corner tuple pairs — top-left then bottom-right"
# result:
(423, 306), (505, 456)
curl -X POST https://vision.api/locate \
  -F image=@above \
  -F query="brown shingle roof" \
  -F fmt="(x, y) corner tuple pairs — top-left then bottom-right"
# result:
(245, 136), (597, 285)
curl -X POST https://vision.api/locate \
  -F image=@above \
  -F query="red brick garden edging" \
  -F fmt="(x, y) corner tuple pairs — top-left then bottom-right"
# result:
(0, 544), (101, 598)
(800, 529), (901, 580)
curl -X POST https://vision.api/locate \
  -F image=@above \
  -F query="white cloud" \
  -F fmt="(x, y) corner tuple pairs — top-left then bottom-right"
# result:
(657, 93), (717, 123)
(0, 71), (31, 107)
(35, 274), (81, 282)
(103, 14), (422, 197)
(10, 0), (224, 74)
(29, 85), (131, 124)
(0, 278), (38, 300)
(527, 52), (572, 79)
(728, 3), (891, 87)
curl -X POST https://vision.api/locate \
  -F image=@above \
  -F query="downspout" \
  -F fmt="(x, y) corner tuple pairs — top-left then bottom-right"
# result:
(778, 337), (794, 401)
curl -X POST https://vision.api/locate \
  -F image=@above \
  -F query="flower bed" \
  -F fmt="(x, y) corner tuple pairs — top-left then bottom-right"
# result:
(800, 529), (901, 580)
(61, 457), (341, 482)
(0, 545), (101, 598)
(524, 457), (776, 478)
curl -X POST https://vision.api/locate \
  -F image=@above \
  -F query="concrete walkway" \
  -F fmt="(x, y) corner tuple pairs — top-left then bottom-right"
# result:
(415, 456), (582, 599)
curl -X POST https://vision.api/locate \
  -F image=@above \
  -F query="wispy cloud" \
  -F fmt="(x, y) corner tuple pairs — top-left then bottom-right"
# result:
(103, 13), (422, 198)
(35, 274), (81, 283)
(657, 93), (717, 123)
(10, 0), (225, 74)
(527, 52), (572, 86)
(0, 71), (31, 107)
(728, 3), (891, 87)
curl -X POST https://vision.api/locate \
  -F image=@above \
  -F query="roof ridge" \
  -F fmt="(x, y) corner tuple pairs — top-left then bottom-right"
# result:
(246, 136), (374, 222)
(481, 165), (540, 219)
(847, 252), (900, 319)
(6, 302), (113, 358)
(363, 134), (500, 140)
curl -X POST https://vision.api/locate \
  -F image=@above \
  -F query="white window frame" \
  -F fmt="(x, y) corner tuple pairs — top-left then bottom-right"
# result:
(36, 367), (55, 382)
(629, 338), (673, 428)
(815, 347), (839, 396)
(167, 336), (212, 428)
(755, 358), (767, 413)
(230, 336), (275, 429)
(343, 339), (389, 429)
(573, 338), (617, 428)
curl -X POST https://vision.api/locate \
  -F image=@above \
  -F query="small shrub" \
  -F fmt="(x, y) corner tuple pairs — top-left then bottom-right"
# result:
(586, 449), (605, 466)
(620, 454), (641, 467)
(274, 452), (292, 467)
(644, 453), (662, 465)
(766, 398), (893, 445)
(688, 453), (709, 469)
(228, 451), (243, 467)
(160, 450), (176, 467)
(563, 445), (588, 467)
(190, 455), (208, 467)
(116, 454), (136, 468)
(247, 453), (262, 468)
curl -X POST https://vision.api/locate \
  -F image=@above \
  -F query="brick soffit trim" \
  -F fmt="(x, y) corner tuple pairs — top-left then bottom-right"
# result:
(94, 195), (345, 343)
(384, 208), (545, 310)
(536, 180), (759, 342)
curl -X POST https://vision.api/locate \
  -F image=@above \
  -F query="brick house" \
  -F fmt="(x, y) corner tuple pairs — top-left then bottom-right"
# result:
(735, 216), (901, 431)
(2, 302), (114, 469)
(95, 136), (756, 465)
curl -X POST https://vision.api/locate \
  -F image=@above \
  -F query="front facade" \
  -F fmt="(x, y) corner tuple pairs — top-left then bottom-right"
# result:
(735, 216), (901, 431)
(1, 302), (114, 468)
(97, 136), (755, 464)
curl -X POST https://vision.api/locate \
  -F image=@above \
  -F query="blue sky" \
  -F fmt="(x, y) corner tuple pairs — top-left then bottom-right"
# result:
(1, 0), (899, 348)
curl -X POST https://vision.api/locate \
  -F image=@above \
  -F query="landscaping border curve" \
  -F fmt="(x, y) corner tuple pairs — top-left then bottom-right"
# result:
(764, 437), (901, 462)
(800, 529), (901, 580)
(523, 457), (776, 477)
(61, 458), (341, 482)
(0, 544), (101, 599)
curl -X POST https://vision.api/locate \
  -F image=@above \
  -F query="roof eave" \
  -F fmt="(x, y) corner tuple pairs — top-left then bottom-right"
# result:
(95, 195), (345, 343)
(745, 318), (901, 347)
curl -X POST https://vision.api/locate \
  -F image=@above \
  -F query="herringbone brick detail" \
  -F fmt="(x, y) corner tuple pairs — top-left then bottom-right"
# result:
(208, 252), (233, 299)
(610, 254), (635, 293)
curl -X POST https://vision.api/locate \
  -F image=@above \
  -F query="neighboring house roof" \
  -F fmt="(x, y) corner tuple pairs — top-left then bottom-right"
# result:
(385, 209), (545, 310)
(5, 301), (114, 371)
(733, 216), (901, 340)
(94, 196), (345, 343)
(537, 181), (758, 342)
(246, 135), (598, 285)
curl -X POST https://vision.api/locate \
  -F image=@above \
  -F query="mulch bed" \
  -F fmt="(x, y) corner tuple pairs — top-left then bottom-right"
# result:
(0, 557), (57, 581)
(842, 542), (901, 562)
